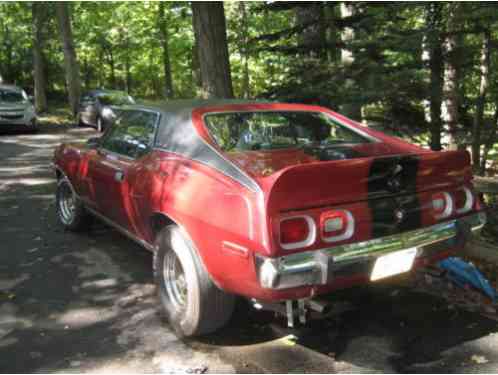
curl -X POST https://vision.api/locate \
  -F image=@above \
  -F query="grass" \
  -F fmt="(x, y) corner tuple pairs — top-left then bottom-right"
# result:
(37, 103), (74, 127)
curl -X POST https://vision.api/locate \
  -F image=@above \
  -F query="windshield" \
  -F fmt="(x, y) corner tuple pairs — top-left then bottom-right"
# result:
(0, 89), (27, 104)
(204, 111), (372, 152)
(98, 93), (134, 106)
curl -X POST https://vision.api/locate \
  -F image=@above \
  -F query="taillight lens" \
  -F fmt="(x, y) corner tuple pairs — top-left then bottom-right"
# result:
(454, 187), (474, 214)
(279, 216), (315, 250)
(321, 210), (354, 243)
(432, 192), (453, 219)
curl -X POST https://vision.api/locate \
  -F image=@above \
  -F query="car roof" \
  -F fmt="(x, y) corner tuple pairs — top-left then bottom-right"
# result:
(126, 98), (274, 115)
(0, 84), (23, 92)
(85, 89), (129, 96)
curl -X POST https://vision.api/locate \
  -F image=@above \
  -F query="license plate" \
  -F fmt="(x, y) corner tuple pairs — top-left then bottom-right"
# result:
(370, 248), (417, 281)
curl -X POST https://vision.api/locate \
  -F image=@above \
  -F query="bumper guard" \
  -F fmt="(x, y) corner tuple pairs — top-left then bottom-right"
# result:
(256, 212), (487, 290)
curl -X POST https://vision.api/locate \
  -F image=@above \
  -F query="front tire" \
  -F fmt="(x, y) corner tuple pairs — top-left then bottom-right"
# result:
(154, 225), (235, 337)
(56, 178), (92, 231)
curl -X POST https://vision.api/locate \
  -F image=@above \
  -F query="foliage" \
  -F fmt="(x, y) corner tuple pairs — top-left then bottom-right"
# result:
(2, 1), (498, 174)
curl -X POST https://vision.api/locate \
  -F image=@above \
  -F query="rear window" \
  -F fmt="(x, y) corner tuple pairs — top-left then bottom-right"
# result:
(204, 111), (372, 152)
(98, 93), (134, 106)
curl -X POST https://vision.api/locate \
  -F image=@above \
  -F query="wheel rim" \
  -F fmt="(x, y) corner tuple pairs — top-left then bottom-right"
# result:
(58, 181), (76, 224)
(97, 118), (102, 132)
(163, 250), (188, 313)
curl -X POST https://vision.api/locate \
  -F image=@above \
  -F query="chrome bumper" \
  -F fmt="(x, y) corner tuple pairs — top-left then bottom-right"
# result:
(256, 212), (487, 290)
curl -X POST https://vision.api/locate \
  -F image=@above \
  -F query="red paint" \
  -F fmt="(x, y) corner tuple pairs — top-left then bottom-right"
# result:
(54, 102), (481, 302)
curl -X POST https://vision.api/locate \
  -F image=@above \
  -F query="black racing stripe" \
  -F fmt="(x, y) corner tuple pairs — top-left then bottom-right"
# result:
(367, 155), (421, 238)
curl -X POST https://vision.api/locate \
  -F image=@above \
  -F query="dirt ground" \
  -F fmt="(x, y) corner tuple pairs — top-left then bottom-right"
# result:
(1, 115), (498, 373)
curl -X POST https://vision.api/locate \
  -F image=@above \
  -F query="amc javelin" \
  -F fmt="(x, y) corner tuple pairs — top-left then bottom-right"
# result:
(53, 100), (487, 336)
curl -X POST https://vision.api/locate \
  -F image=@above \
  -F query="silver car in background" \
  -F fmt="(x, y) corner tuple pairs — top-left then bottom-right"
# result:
(0, 84), (37, 132)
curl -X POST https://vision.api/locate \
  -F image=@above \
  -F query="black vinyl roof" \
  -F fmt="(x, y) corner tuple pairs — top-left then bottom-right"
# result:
(131, 98), (272, 115)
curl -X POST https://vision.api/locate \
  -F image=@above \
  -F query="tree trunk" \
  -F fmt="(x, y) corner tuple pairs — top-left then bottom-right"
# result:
(340, 2), (362, 121)
(472, 28), (491, 172)
(83, 57), (90, 89)
(480, 105), (498, 176)
(108, 48), (116, 88)
(442, 3), (463, 150)
(158, 2), (174, 98)
(192, 2), (234, 99)
(239, 1), (250, 98)
(191, 40), (202, 91)
(324, 3), (340, 63)
(55, 2), (81, 115)
(296, 3), (325, 58)
(32, 2), (48, 113)
(98, 49), (104, 88)
(124, 49), (131, 94)
(425, 3), (444, 151)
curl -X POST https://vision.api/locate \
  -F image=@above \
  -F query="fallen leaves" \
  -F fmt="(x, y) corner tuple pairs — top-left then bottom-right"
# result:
(471, 354), (489, 364)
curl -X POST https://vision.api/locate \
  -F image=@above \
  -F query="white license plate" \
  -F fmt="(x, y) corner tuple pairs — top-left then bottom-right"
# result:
(370, 248), (417, 281)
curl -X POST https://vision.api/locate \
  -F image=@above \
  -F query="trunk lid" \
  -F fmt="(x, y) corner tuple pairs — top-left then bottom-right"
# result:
(256, 150), (472, 213)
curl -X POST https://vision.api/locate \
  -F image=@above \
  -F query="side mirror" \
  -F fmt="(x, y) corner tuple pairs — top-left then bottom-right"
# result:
(87, 137), (101, 147)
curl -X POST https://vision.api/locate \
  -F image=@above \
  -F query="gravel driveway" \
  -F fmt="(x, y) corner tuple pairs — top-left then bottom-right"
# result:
(1, 122), (497, 373)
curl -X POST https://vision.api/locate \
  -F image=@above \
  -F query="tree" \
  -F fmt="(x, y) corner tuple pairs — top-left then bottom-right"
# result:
(472, 28), (491, 171)
(192, 2), (233, 98)
(32, 2), (48, 113)
(158, 2), (174, 98)
(442, 3), (464, 150)
(340, 2), (362, 121)
(56, 2), (81, 115)
(424, 3), (444, 151)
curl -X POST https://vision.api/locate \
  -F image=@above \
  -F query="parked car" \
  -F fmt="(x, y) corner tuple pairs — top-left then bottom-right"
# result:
(0, 84), (37, 132)
(53, 99), (487, 337)
(76, 89), (135, 132)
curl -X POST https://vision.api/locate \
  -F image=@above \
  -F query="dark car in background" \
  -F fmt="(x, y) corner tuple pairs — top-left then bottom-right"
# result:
(76, 89), (135, 132)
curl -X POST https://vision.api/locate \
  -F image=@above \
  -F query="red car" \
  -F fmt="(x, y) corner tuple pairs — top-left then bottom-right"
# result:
(53, 100), (487, 336)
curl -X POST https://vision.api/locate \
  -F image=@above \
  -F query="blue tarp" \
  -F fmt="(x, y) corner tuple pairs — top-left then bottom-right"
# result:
(439, 257), (496, 303)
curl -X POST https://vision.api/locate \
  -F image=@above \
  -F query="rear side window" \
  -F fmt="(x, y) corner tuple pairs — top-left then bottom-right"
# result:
(101, 110), (159, 159)
(204, 111), (371, 152)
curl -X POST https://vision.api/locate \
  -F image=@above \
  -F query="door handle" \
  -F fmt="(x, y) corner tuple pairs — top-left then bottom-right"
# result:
(114, 171), (125, 182)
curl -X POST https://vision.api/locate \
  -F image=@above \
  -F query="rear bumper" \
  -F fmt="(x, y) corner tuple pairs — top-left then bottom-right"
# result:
(256, 212), (487, 290)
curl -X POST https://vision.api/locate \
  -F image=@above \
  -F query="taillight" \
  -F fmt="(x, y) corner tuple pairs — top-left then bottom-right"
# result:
(279, 216), (316, 250)
(321, 210), (354, 243)
(432, 192), (453, 219)
(454, 187), (474, 214)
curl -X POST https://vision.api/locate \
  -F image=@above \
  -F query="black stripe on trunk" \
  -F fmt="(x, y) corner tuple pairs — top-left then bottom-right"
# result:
(367, 155), (421, 238)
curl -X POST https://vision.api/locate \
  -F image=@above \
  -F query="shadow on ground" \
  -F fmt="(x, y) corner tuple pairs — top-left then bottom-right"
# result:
(1, 122), (497, 373)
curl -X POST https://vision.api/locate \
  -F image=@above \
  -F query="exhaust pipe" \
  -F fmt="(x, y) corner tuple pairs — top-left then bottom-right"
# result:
(306, 298), (332, 315)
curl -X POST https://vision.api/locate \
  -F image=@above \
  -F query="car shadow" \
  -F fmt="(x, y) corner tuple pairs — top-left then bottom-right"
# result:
(192, 283), (498, 373)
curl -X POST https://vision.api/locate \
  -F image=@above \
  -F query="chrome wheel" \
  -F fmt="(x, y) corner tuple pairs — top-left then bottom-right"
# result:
(163, 250), (188, 313)
(58, 181), (76, 225)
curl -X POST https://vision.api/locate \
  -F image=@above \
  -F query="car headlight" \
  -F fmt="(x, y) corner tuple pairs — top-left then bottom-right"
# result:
(25, 105), (35, 115)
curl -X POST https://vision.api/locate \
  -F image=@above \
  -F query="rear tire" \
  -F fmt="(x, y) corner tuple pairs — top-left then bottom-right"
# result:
(154, 225), (235, 337)
(56, 178), (92, 231)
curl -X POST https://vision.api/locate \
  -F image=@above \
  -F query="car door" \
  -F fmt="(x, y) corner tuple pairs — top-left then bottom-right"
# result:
(88, 109), (160, 232)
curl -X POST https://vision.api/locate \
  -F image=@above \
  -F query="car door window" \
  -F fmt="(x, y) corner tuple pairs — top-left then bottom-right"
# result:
(101, 110), (159, 159)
